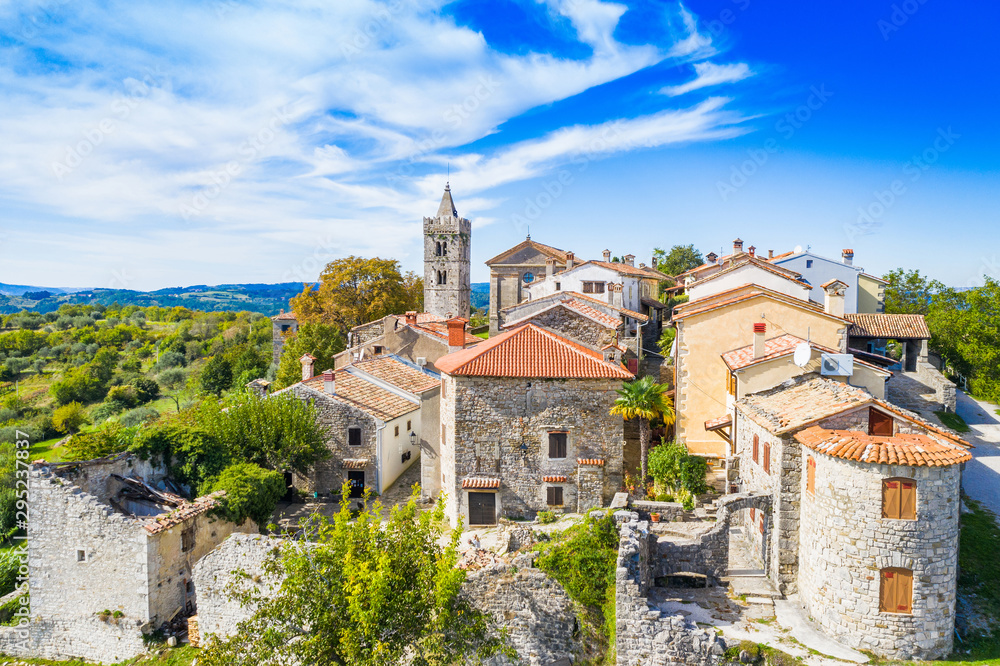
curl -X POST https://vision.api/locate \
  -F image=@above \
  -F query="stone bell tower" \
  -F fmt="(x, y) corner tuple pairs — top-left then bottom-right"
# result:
(423, 184), (471, 319)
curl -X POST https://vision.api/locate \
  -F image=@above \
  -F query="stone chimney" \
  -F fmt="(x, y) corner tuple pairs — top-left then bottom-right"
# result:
(768, 250), (774, 260)
(405, 311), (417, 326)
(652, 254), (658, 270)
(748, 245), (756, 258)
(545, 256), (556, 278)
(753, 323), (766, 359)
(842, 249), (854, 266)
(446, 317), (468, 352)
(246, 379), (271, 398)
(566, 251), (575, 270)
(609, 283), (623, 307)
(603, 249), (611, 262)
(300, 354), (316, 382)
(823, 280), (847, 318)
(322, 370), (335, 394)
(706, 252), (718, 265)
(624, 254), (635, 267)
(602, 345), (622, 364)
(733, 238), (744, 254)
(638, 262), (646, 269)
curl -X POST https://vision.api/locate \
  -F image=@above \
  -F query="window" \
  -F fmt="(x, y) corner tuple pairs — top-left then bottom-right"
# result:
(523, 272), (535, 283)
(442, 242), (447, 255)
(437, 270), (447, 285)
(394, 425), (399, 437)
(763, 441), (771, 474)
(750, 508), (756, 522)
(547, 486), (564, 506)
(555, 282), (561, 291)
(548, 432), (567, 459)
(582, 281), (605, 294)
(752, 435), (759, 464)
(806, 259), (813, 268)
(882, 478), (917, 520)
(869, 408), (893, 436)
(77, 549), (86, 562)
(806, 456), (816, 496)
(373, 345), (384, 354)
(348, 427), (362, 447)
(406, 420), (411, 431)
(879, 568), (913, 614)
(727, 372), (736, 396)
(181, 527), (195, 553)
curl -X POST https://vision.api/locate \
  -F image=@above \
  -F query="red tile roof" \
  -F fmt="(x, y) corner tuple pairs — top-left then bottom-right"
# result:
(704, 414), (732, 431)
(412, 321), (482, 345)
(462, 477), (501, 489)
(501, 291), (648, 322)
(673, 284), (847, 323)
(577, 458), (605, 466)
(143, 491), (226, 535)
(341, 459), (369, 470)
(352, 356), (440, 394)
(542, 475), (567, 483)
(273, 311), (297, 321)
(845, 314), (930, 339)
(585, 260), (668, 280)
(503, 298), (623, 331)
(435, 324), (633, 379)
(722, 334), (889, 375)
(301, 370), (419, 420)
(486, 238), (571, 265)
(795, 427), (971, 467)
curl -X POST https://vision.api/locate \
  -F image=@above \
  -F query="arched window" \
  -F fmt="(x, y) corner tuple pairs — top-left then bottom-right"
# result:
(442, 241), (447, 256)
(437, 270), (447, 285)
(879, 568), (913, 614)
(882, 478), (916, 520)
(435, 241), (442, 256)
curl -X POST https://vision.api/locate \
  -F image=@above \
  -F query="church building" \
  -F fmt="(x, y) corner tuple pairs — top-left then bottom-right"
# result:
(423, 184), (471, 320)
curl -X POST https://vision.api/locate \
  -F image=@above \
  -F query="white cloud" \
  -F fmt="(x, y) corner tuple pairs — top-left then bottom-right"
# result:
(661, 61), (753, 97)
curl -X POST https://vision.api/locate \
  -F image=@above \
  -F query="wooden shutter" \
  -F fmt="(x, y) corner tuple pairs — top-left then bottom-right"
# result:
(348, 427), (361, 447)
(763, 442), (771, 474)
(879, 569), (894, 612)
(806, 457), (816, 496)
(752, 435), (759, 464)
(881, 568), (912, 613)
(547, 486), (563, 506)
(548, 432), (567, 458)
(882, 479), (900, 519)
(627, 358), (639, 375)
(869, 407), (893, 436)
(899, 480), (917, 520)
(750, 508), (756, 522)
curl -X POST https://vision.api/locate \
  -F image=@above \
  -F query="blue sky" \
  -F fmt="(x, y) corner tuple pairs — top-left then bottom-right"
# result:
(0, 0), (997, 291)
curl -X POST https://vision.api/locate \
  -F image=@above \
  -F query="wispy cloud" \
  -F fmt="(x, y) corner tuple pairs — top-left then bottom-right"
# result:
(661, 62), (753, 97)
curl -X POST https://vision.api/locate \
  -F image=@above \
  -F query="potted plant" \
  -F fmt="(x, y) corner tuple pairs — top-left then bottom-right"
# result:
(650, 512), (661, 523)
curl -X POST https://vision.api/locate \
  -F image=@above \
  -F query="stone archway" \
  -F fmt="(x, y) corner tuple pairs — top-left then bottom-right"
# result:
(715, 492), (773, 578)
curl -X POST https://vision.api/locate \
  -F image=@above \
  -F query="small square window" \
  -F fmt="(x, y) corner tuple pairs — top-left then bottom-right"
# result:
(555, 282), (561, 291)
(546, 486), (564, 506)
(77, 549), (86, 562)
(348, 427), (362, 447)
(806, 259), (813, 268)
(548, 432), (567, 459)
(394, 425), (399, 437)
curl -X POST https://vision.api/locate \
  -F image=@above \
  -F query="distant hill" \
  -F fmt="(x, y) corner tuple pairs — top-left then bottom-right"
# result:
(471, 282), (489, 310)
(0, 282), (314, 316)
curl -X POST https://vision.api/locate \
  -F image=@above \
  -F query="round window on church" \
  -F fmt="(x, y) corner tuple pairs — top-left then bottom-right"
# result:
(523, 272), (535, 284)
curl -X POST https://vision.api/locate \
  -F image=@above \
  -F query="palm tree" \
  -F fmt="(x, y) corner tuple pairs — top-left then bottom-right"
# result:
(610, 376), (675, 497)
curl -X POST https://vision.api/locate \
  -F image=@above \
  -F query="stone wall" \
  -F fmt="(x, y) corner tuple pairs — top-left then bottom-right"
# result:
(797, 452), (961, 660)
(443, 375), (624, 526)
(614, 517), (726, 666)
(424, 212), (472, 319)
(504, 305), (616, 350)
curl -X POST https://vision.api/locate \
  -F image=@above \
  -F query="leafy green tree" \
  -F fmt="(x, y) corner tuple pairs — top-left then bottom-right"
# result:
(200, 355), (233, 396)
(52, 402), (89, 434)
(132, 425), (229, 492)
(208, 462), (285, 526)
(275, 322), (345, 389)
(657, 326), (676, 356)
(63, 422), (139, 460)
(653, 245), (704, 277)
(198, 488), (511, 666)
(883, 268), (945, 314)
(50, 368), (103, 405)
(610, 376), (675, 495)
(196, 393), (329, 475)
(89, 347), (120, 384)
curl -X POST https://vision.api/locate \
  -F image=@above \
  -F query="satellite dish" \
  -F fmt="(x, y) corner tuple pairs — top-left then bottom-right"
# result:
(793, 245), (804, 254)
(793, 343), (812, 368)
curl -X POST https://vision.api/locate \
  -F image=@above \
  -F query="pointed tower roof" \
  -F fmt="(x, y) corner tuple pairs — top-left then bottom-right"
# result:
(437, 184), (458, 218)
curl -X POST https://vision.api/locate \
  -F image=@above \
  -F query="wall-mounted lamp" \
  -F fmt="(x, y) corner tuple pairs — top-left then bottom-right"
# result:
(519, 441), (529, 458)
(410, 431), (417, 446)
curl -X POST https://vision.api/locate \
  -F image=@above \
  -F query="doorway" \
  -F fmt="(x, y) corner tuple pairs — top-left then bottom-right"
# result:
(348, 471), (365, 499)
(468, 492), (496, 526)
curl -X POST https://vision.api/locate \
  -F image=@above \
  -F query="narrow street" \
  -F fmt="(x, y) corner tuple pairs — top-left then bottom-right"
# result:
(955, 390), (1000, 518)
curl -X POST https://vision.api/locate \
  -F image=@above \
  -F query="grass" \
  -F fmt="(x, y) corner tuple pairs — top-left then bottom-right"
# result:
(952, 497), (1000, 660)
(474, 331), (488, 339)
(29, 436), (66, 463)
(936, 411), (971, 433)
(0, 645), (199, 665)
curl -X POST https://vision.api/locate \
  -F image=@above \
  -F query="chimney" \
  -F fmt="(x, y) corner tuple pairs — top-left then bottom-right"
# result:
(446, 317), (468, 352)
(405, 311), (417, 326)
(545, 256), (556, 278)
(624, 254), (635, 266)
(300, 354), (316, 381)
(603, 249), (611, 262)
(842, 249), (855, 266)
(652, 254), (658, 270)
(823, 281), (847, 317)
(638, 262), (646, 269)
(322, 370), (335, 394)
(566, 251), (575, 270)
(768, 250), (774, 260)
(733, 238), (744, 254)
(753, 323), (766, 359)
(748, 245), (756, 258)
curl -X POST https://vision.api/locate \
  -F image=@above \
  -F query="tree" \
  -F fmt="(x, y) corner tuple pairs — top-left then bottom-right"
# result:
(883, 268), (945, 314)
(927, 278), (1000, 402)
(290, 256), (423, 331)
(132, 424), (230, 493)
(610, 376), (674, 496)
(654, 245), (704, 278)
(52, 402), (89, 434)
(198, 488), (512, 666)
(274, 322), (345, 389)
(63, 422), (139, 460)
(208, 462), (285, 526)
(200, 355), (233, 396)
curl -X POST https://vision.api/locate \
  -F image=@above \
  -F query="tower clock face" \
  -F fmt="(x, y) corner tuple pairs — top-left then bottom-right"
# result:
(522, 272), (535, 283)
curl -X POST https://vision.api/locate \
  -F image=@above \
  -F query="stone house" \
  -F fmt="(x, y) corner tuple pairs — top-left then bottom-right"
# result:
(336, 312), (481, 373)
(730, 376), (970, 660)
(434, 323), (632, 527)
(276, 353), (440, 497)
(0, 454), (253, 663)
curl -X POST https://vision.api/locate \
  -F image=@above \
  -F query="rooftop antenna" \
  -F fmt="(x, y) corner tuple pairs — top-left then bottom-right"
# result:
(447, 162), (450, 187)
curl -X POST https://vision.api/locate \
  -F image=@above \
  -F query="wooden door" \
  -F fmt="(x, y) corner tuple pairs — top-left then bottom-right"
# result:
(348, 471), (365, 498)
(468, 492), (496, 525)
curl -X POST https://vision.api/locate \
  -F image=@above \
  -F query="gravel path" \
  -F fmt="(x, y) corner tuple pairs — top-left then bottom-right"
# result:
(954, 390), (1000, 518)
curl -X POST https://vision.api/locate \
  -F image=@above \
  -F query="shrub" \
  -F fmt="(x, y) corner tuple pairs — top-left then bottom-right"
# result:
(200, 355), (233, 396)
(157, 367), (186, 390)
(105, 385), (139, 408)
(129, 376), (160, 404)
(91, 401), (126, 423)
(63, 423), (139, 461)
(0, 549), (23, 597)
(120, 405), (159, 428)
(154, 350), (185, 371)
(132, 425), (229, 492)
(534, 511), (618, 609)
(52, 402), (89, 434)
(537, 510), (556, 525)
(207, 462), (285, 526)
(648, 439), (710, 497)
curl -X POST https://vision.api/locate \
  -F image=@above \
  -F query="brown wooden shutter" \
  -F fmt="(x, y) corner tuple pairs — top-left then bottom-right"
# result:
(763, 442), (771, 474)
(883, 480), (900, 519)
(897, 569), (913, 613)
(806, 457), (816, 496)
(869, 407), (893, 436)
(900, 481), (917, 520)
(752, 435), (759, 464)
(879, 569), (894, 612)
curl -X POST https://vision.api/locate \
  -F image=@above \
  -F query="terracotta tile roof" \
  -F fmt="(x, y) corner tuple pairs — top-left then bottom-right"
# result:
(273, 311), (297, 321)
(301, 369), (419, 420)
(820, 278), (849, 289)
(845, 314), (930, 339)
(860, 273), (888, 284)
(768, 251), (795, 262)
(722, 334), (890, 375)
(341, 459), (369, 470)
(412, 321), (482, 345)
(462, 477), (501, 489)
(435, 324), (633, 379)
(501, 291), (648, 322)
(143, 491), (225, 535)
(542, 475), (567, 483)
(687, 255), (809, 290)
(577, 458), (605, 466)
(673, 284), (847, 322)
(486, 238), (571, 265)
(503, 298), (623, 331)
(352, 355), (440, 394)
(586, 260), (668, 280)
(704, 414), (732, 431)
(736, 377), (874, 435)
(795, 427), (971, 467)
